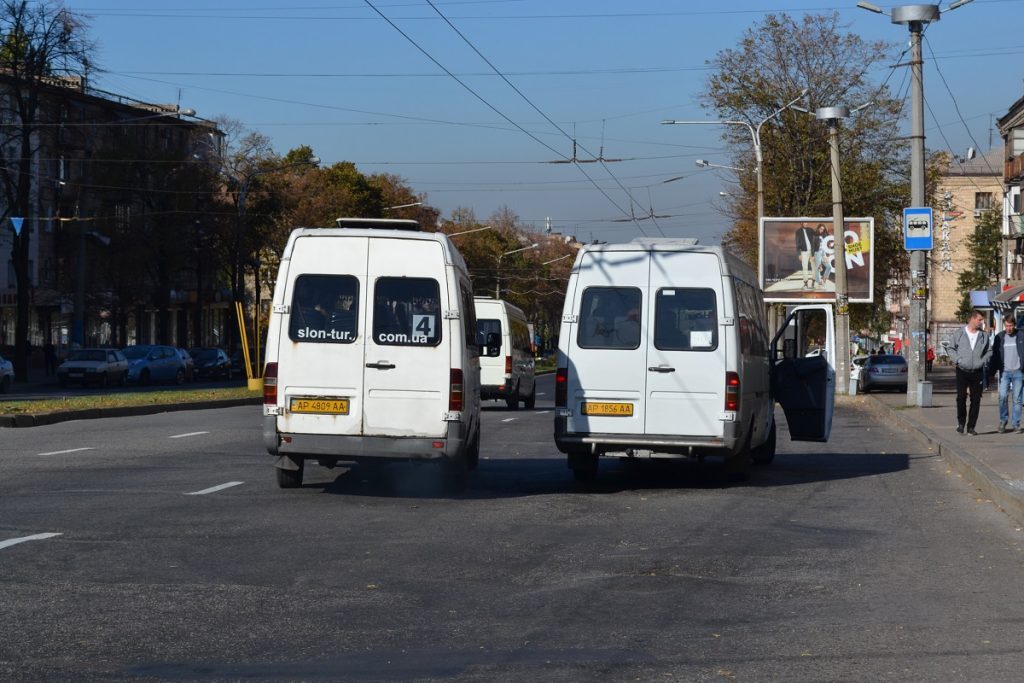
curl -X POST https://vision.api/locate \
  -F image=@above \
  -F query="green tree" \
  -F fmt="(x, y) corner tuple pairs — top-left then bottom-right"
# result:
(701, 12), (926, 336)
(0, 0), (94, 379)
(956, 208), (1002, 320)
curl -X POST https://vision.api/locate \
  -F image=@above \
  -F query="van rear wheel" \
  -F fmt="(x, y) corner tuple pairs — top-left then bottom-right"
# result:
(506, 383), (520, 410)
(524, 382), (536, 409)
(569, 449), (598, 483)
(276, 460), (304, 489)
(751, 420), (777, 465)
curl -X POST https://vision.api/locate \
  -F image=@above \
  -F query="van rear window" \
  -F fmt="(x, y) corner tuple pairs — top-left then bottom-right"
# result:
(373, 278), (442, 346)
(289, 275), (359, 343)
(654, 288), (717, 351)
(578, 287), (641, 349)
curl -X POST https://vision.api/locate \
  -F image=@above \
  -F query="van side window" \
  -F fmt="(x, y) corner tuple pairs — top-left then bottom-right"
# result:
(654, 288), (717, 351)
(578, 287), (642, 350)
(511, 319), (530, 354)
(477, 319), (501, 349)
(373, 277), (441, 346)
(289, 274), (359, 344)
(459, 282), (478, 349)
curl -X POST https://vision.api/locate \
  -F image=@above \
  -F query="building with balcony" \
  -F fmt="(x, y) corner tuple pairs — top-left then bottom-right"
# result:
(928, 148), (1004, 347)
(0, 74), (230, 361)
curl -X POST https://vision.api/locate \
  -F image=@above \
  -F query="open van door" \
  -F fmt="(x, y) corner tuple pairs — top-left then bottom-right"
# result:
(770, 304), (835, 442)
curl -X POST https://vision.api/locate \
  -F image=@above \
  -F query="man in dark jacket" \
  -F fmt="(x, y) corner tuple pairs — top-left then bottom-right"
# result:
(991, 316), (1024, 433)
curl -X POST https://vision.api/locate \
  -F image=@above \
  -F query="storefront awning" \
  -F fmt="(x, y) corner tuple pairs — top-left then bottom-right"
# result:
(991, 285), (1024, 312)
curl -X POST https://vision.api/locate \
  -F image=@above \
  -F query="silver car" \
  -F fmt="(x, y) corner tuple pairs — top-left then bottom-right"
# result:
(57, 348), (129, 388)
(857, 354), (908, 393)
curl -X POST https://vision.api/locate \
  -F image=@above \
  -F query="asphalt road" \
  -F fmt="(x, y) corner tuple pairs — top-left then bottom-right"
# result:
(3, 376), (1024, 681)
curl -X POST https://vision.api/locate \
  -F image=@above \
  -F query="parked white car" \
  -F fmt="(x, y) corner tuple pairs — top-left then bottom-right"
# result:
(57, 348), (129, 388)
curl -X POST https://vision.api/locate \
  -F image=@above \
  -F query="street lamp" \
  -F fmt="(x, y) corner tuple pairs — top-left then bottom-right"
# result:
(858, 1), (974, 407)
(448, 225), (492, 237)
(542, 253), (573, 266)
(383, 201), (423, 211)
(695, 159), (747, 173)
(661, 88), (808, 221)
(495, 243), (539, 298)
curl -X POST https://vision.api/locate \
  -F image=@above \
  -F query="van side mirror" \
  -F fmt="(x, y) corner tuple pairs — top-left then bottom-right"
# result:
(484, 332), (501, 357)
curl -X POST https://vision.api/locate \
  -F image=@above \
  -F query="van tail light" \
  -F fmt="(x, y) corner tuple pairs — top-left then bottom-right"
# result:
(263, 362), (278, 405)
(504, 355), (513, 376)
(555, 367), (568, 407)
(449, 368), (464, 411)
(725, 371), (740, 412)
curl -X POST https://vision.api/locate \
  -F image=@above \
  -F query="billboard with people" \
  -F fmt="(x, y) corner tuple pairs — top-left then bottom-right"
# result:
(759, 217), (874, 303)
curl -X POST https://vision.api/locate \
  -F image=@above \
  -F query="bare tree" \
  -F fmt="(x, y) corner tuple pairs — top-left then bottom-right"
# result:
(0, 0), (94, 379)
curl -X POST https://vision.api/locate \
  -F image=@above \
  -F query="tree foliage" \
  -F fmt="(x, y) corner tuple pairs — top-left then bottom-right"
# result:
(0, 0), (94, 379)
(956, 208), (1002, 320)
(701, 12), (936, 336)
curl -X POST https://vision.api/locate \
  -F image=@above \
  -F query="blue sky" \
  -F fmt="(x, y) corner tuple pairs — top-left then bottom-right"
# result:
(67, 0), (1024, 244)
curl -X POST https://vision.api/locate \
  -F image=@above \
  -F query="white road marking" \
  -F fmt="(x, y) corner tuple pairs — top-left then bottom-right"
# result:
(501, 418), (517, 423)
(169, 431), (210, 439)
(535, 410), (551, 415)
(0, 533), (62, 551)
(536, 392), (546, 396)
(187, 481), (244, 496)
(37, 447), (94, 456)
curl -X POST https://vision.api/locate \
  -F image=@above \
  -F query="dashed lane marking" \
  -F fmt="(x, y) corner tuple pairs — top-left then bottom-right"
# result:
(37, 447), (95, 456)
(501, 418), (517, 423)
(187, 481), (244, 496)
(0, 533), (62, 551)
(169, 431), (210, 439)
(535, 410), (551, 415)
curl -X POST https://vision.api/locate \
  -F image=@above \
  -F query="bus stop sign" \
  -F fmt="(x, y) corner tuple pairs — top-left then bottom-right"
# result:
(903, 207), (933, 251)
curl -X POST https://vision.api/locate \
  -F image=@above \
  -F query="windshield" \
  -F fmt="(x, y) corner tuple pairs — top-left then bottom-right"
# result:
(123, 346), (151, 360)
(69, 350), (106, 362)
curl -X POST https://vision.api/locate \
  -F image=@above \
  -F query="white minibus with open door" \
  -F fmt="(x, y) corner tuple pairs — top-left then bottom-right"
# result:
(262, 219), (482, 489)
(554, 238), (835, 482)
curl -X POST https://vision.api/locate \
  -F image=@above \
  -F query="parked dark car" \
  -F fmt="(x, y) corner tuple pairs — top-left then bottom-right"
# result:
(57, 348), (129, 388)
(124, 344), (186, 385)
(857, 354), (908, 393)
(176, 348), (195, 382)
(190, 347), (233, 380)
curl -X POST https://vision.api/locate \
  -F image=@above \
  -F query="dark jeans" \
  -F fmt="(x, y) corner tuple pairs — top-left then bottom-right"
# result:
(956, 367), (984, 429)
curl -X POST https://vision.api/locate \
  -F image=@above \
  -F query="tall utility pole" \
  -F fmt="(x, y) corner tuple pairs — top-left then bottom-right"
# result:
(819, 107), (852, 394)
(858, 0), (975, 407)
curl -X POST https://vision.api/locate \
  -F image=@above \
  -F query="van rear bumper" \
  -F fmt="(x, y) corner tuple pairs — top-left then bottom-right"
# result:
(481, 384), (511, 400)
(554, 416), (738, 456)
(264, 416), (466, 462)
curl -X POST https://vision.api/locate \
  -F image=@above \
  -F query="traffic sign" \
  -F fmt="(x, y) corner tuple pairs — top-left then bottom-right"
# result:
(10, 216), (23, 236)
(903, 207), (933, 251)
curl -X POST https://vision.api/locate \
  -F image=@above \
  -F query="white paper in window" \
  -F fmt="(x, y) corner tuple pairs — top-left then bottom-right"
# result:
(691, 330), (713, 348)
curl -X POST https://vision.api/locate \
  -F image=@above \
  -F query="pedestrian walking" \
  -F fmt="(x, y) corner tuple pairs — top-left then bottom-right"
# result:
(991, 316), (1024, 433)
(43, 341), (57, 376)
(948, 309), (993, 436)
(926, 345), (935, 372)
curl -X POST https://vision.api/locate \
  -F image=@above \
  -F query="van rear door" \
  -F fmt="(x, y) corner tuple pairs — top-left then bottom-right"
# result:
(276, 235), (367, 437)
(363, 238), (449, 438)
(644, 251), (726, 437)
(565, 249), (649, 435)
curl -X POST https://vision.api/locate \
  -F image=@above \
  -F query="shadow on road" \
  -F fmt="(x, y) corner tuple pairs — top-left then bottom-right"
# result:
(305, 450), (911, 500)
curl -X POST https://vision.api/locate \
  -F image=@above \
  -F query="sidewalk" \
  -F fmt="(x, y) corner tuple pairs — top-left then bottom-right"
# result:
(856, 363), (1024, 527)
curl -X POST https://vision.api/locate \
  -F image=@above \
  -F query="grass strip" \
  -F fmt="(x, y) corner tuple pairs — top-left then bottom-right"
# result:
(0, 387), (260, 416)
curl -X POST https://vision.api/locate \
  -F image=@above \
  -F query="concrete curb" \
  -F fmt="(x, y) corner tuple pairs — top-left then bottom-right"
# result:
(852, 395), (1024, 528)
(0, 397), (261, 428)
